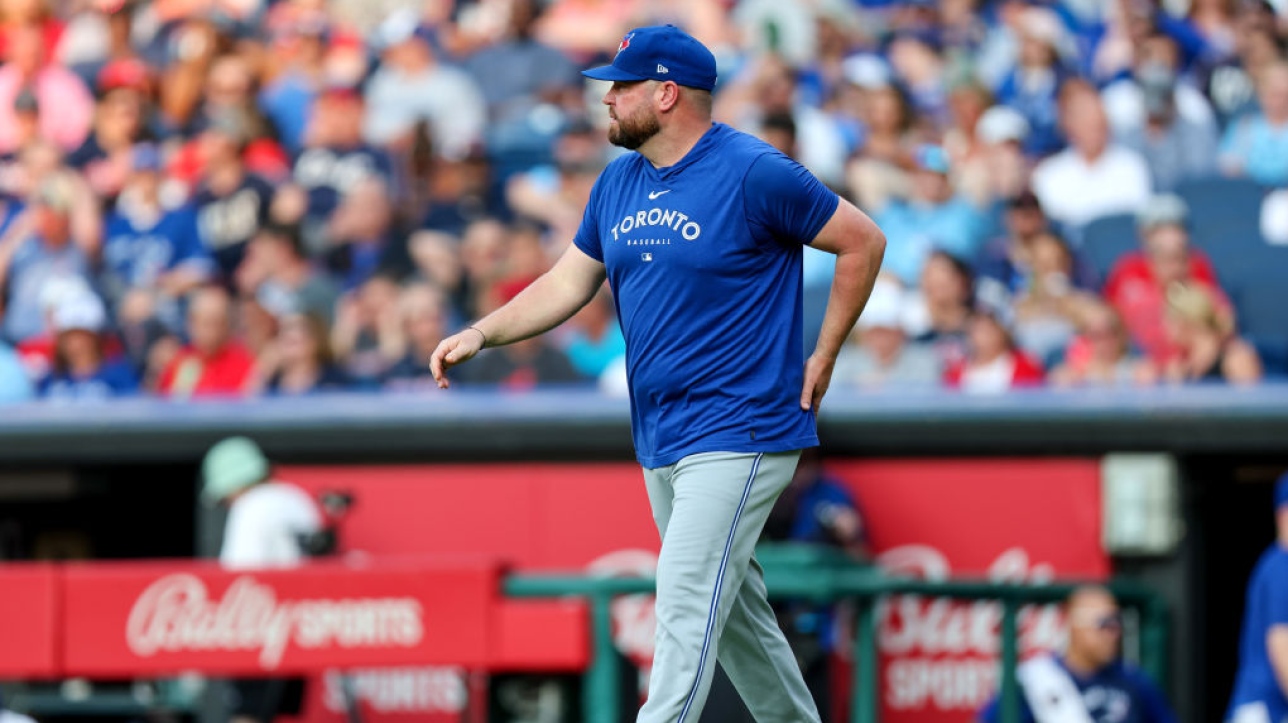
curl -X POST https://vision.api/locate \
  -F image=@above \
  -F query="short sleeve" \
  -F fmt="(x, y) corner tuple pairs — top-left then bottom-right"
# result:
(743, 152), (840, 247)
(573, 177), (606, 263)
(1265, 554), (1288, 626)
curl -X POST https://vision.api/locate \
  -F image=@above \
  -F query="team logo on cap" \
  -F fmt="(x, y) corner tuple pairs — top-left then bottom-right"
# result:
(616, 33), (633, 55)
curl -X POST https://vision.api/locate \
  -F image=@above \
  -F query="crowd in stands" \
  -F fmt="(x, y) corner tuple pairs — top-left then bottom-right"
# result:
(0, 0), (1285, 403)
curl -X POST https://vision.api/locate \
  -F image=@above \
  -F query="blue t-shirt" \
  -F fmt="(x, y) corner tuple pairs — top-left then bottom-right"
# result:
(102, 204), (211, 296)
(980, 658), (1177, 723)
(1228, 544), (1288, 722)
(292, 145), (395, 222)
(875, 197), (989, 285)
(573, 123), (838, 468)
(1219, 116), (1288, 187)
(38, 359), (139, 401)
(194, 174), (274, 281)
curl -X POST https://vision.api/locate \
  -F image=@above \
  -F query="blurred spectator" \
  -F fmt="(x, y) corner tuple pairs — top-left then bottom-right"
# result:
(156, 285), (255, 398)
(323, 176), (404, 290)
(1224, 472), (1288, 723)
(904, 251), (974, 355)
(417, 144), (509, 236)
(0, 172), (100, 344)
(156, 18), (224, 134)
(407, 230), (465, 310)
(534, 0), (635, 62)
(462, 0), (582, 174)
(101, 143), (211, 332)
(506, 117), (607, 246)
(1102, 32), (1217, 142)
(874, 145), (988, 286)
(977, 190), (1052, 294)
(455, 280), (583, 389)
(557, 286), (625, 381)
(193, 113), (274, 281)
(1199, 4), (1281, 125)
(457, 217), (512, 320)
(292, 87), (394, 252)
(1186, 0), (1238, 58)
(331, 272), (403, 388)
(1011, 231), (1100, 366)
(979, 586), (1177, 723)
(362, 10), (486, 161)
(236, 222), (338, 326)
(188, 54), (274, 142)
(885, 29), (949, 131)
(1103, 194), (1232, 365)
(253, 311), (350, 396)
(833, 277), (940, 389)
(845, 80), (917, 212)
(38, 291), (137, 400)
(1050, 301), (1157, 387)
(944, 303), (1044, 393)
(1219, 62), (1288, 186)
(258, 18), (331, 155)
(67, 71), (149, 199)
(383, 281), (448, 390)
(1162, 281), (1262, 384)
(955, 104), (1031, 208)
(0, 23), (94, 154)
(1032, 81), (1152, 230)
(994, 6), (1075, 157)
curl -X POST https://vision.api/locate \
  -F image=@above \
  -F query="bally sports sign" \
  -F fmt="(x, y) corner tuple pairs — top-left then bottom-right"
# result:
(59, 560), (497, 677)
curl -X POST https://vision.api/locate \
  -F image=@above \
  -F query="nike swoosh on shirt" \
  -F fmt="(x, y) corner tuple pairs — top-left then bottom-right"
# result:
(648, 190), (671, 200)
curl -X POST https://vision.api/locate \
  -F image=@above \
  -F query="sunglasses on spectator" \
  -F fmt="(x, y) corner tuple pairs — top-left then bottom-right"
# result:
(1071, 611), (1123, 632)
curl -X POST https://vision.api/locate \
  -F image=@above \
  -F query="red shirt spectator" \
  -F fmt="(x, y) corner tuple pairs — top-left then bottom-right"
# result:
(1103, 198), (1232, 364)
(944, 307), (1045, 393)
(157, 286), (255, 397)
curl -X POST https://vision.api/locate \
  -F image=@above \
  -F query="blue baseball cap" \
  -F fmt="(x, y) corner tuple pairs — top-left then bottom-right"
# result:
(1276, 472), (1288, 510)
(582, 25), (717, 92)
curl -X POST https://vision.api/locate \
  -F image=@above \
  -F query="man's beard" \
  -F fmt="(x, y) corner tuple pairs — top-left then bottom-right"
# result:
(608, 108), (661, 150)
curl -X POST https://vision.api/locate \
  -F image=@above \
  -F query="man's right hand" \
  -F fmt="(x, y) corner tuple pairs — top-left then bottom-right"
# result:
(430, 328), (487, 389)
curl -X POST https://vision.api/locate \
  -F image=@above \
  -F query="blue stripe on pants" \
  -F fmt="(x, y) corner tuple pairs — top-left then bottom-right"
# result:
(675, 452), (762, 723)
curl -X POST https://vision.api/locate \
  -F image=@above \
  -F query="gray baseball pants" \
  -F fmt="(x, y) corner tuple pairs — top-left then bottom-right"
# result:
(638, 450), (822, 723)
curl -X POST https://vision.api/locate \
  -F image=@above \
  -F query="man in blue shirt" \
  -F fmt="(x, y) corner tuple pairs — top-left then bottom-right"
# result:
(430, 24), (886, 723)
(980, 586), (1177, 723)
(1227, 474), (1288, 723)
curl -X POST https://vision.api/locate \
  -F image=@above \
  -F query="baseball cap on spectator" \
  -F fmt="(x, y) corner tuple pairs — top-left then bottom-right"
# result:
(97, 58), (150, 94)
(53, 292), (107, 334)
(1019, 7), (1073, 60)
(1136, 194), (1189, 231)
(856, 277), (906, 332)
(841, 54), (893, 90)
(913, 144), (951, 175)
(582, 25), (718, 92)
(13, 87), (38, 114)
(374, 8), (427, 51)
(977, 106), (1030, 145)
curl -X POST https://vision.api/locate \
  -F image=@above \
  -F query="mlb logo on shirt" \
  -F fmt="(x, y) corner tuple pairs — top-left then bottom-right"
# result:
(641, 253), (653, 262)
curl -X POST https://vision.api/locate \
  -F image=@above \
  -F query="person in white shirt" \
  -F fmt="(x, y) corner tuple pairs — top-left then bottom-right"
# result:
(201, 436), (322, 722)
(1032, 81), (1153, 230)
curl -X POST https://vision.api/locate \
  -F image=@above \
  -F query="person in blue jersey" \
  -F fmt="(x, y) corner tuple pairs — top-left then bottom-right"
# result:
(430, 24), (886, 723)
(1226, 473), (1288, 723)
(100, 143), (212, 329)
(980, 586), (1178, 723)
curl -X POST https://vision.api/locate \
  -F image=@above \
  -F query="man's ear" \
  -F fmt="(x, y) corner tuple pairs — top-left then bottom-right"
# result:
(655, 81), (681, 113)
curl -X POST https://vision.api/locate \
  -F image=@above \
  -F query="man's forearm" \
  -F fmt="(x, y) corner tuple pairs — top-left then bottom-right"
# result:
(812, 236), (884, 361)
(1270, 626), (1288, 697)
(472, 251), (605, 347)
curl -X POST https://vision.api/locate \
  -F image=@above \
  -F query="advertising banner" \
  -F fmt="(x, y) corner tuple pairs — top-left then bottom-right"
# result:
(59, 560), (498, 678)
(0, 564), (59, 677)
